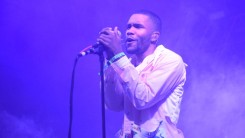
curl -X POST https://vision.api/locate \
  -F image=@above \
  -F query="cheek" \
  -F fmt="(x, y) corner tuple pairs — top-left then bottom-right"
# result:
(139, 36), (152, 50)
(139, 35), (151, 45)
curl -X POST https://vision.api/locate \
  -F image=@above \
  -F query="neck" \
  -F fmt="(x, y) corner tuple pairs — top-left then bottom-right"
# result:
(135, 44), (157, 66)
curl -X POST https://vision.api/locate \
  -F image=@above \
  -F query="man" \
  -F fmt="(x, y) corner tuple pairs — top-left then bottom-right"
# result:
(97, 10), (186, 138)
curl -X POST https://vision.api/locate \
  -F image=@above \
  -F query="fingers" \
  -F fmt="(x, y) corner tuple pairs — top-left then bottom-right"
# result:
(97, 34), (110, 46)
(97, 26), (122, 49)
(99, 27), (121, 37)
(99, 27), (112, 35)
(114, 26), (121, 37)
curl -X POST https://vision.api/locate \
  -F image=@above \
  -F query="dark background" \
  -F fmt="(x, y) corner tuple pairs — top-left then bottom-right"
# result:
(0, 0), (245, 138)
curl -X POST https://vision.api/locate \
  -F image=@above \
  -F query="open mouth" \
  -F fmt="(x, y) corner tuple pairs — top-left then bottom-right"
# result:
(126, 38), (136, 43)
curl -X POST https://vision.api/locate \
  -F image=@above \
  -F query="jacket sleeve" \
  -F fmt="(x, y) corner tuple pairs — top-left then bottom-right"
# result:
(110, 54), (186, 110)
(104, 66), (124, 111)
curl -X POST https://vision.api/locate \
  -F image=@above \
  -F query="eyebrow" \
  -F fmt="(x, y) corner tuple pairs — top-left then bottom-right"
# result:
(127, 23), (145, 29)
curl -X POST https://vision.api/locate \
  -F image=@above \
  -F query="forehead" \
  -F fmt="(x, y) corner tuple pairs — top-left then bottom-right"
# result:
(127, 14), (154, 27)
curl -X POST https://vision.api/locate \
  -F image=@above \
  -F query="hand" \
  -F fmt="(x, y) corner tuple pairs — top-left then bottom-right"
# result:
(97, 27), (123, 59)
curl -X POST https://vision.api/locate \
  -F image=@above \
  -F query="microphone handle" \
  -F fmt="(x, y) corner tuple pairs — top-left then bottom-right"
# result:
(79, 43), (104, 56)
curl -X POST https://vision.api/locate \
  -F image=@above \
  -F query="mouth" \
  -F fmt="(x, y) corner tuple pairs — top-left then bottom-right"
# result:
(126, 38), (136, 43)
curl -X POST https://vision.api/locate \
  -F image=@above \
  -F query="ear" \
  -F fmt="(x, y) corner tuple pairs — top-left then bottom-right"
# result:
(150, 31), (160, 44)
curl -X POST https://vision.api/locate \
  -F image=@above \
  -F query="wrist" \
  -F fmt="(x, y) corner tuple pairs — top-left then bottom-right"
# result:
(109, 52), (125, 63)
(105, 50), (123, 60)
(104, 52), (126, 70)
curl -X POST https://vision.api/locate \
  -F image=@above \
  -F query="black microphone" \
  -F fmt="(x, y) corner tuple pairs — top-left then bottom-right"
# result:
(79, 42), (104, 56)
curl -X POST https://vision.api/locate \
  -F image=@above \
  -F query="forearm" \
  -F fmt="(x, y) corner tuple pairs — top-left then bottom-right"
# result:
(104, 67), (124, 111)
(111, 55), (186, 110)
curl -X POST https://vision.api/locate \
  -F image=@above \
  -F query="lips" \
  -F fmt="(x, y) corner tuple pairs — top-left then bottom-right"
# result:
(126, 37), (136, 43)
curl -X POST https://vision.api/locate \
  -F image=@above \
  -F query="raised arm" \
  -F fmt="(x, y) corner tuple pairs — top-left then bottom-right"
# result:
(104, 66), (124, 111)
(110, 51), (186, 110)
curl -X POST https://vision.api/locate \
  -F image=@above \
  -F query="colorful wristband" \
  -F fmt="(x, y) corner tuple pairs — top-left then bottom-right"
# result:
(104, 52), (126, 70)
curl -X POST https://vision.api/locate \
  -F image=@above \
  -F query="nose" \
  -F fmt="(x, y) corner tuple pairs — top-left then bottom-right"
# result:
(126, 28), (134, 36)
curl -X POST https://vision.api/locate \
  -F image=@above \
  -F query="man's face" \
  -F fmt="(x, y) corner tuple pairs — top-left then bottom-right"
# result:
(125, 14), (155, 55)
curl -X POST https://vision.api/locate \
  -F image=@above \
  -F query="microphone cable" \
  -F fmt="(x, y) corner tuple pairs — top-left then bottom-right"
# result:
(68, 55), (79, 138)
(68, 45), (106, 138)
(67, 46), (93, 138)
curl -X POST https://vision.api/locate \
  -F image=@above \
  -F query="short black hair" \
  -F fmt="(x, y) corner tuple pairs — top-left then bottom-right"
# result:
(133, 10), (162, 33)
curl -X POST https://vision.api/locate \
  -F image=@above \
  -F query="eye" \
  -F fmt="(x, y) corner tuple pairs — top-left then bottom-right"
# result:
(127, 24), (132, 30)
(133, 24), (144, 29)
(126, 24), (144, 30)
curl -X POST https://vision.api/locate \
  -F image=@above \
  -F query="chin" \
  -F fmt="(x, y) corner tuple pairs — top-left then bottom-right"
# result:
(126, 45), (137, 54)
(126, 48), (137, 54)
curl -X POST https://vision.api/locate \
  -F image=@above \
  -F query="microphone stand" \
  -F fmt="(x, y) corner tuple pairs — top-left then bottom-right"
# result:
(97, 47), (106, 138)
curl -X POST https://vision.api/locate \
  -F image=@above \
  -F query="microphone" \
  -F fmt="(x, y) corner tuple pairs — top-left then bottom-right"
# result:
(79, 42), (104, 56)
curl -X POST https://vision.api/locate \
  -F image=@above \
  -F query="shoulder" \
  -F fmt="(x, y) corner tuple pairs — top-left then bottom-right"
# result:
(156, 45), (184, 64)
